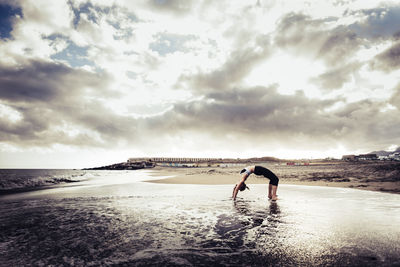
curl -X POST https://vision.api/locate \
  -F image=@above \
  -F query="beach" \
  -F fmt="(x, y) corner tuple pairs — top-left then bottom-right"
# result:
(1, 165), (400, 266)
(148, 161), (400, 194)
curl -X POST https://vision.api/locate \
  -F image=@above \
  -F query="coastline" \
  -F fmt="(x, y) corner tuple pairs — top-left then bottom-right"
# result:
(2, 166), (400, 266)
(146, 163), (400, 194)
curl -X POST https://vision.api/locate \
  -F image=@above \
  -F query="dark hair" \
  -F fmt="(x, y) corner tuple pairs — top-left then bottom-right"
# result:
(240, 169), (246, 174)
(239, 183), (247, 191)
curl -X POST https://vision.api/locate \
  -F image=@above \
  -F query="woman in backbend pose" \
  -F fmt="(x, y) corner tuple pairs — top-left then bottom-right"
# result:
(232, 165), (279, 201)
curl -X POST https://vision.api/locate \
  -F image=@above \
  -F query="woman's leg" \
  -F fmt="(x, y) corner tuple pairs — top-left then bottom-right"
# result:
(268, 184), (278, 200)
(255, 166), (279, 200)
(271, 185), (278, 200)
(268, 184), (272, 199)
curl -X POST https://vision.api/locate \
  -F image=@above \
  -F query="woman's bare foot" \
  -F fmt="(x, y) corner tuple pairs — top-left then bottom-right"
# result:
(271, 196), (278, 201)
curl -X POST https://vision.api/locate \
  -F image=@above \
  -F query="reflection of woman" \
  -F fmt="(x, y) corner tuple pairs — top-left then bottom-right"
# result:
(268, 201), (280, 215)
(232, 166), (279, 201)
(232, 200), (280, 229)
(233, 200), (280, 216)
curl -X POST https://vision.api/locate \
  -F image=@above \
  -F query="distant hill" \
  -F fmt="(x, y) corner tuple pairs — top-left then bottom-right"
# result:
(370, 146), (400, 156)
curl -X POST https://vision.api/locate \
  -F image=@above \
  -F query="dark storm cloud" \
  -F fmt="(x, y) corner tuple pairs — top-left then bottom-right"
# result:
(333, 98), (400, 145)
(0, 105), (47, 141)
(0, 60), (104, 102)
(149, 86), (341, 136)
(310, 62), (362, 90)
(275, 13), (363, 66)
(143, 85), (400, 150)
(68, 101), (138, 140)
(371, 42), (400, 72)
(0, 104), (100, 147)
(390, 83), (400, 109)
(177, 35), (271, 92)
(0, 99), (139, 148)
(0, 59), (140, 147)
(316, 26), (360, 65)
(1, 58), (399, 152)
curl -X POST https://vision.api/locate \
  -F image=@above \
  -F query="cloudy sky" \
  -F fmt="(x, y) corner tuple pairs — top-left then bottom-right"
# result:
(1, 0), (400, 168)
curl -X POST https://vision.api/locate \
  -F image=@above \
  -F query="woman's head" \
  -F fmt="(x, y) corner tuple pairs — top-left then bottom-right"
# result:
(239, 183), (249, 191)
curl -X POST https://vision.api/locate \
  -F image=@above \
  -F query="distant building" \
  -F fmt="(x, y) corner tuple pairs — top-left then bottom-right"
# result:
(389, 152), (400, 161)
(358, 154), (378, 160)
(342, 155), (356, 161)
(342, 154), (377, 161)
(379, 155), (389, 160)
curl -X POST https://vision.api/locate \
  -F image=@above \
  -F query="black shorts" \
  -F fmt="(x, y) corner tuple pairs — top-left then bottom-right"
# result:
(254, 166), (279, 186)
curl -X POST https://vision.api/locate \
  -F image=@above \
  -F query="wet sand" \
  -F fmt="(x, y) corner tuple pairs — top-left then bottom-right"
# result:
(148, 162), (400, 194)
(1, 168), (400, 266)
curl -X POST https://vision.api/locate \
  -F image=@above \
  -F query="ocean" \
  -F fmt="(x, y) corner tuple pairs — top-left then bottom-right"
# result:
(1, 169), (400, 266)
(0, 169), (89, 193)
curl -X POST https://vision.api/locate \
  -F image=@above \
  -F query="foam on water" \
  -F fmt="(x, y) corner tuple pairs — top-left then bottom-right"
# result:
(0, 169), (168, 195)
(0, 170), (399, 266)
(0, 169), (90, 193)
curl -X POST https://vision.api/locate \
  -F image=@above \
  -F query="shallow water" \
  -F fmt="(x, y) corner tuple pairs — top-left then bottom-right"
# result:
(0, 170), (399, 266)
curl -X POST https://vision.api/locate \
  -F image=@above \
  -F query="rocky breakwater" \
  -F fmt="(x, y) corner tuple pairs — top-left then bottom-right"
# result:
(84, 161), (155, 170)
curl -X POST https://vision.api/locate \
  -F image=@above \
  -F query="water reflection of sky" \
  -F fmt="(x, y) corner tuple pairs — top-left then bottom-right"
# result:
(1, 171), (399, 266)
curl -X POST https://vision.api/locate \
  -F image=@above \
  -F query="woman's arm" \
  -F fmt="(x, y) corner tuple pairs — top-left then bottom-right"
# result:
(232, 174), (248, 200)
(232, 184), (238, 198)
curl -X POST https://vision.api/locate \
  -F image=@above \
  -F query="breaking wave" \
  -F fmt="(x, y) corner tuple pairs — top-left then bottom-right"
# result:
(0, 169), (89, 193)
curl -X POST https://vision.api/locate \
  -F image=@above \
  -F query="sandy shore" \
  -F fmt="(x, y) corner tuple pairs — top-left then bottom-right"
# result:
(147, 162), (400, 194)
(2, 169), (400, 266)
